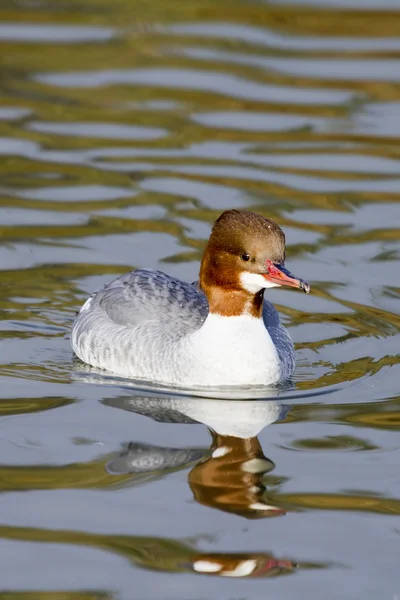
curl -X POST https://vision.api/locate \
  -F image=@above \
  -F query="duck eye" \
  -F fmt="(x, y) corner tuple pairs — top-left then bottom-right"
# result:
(241, 253), (250, 262)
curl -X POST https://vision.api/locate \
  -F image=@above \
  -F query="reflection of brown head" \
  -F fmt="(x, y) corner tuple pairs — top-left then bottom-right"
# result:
(188, 432), (285, 519)
(188, 552), (295, 578)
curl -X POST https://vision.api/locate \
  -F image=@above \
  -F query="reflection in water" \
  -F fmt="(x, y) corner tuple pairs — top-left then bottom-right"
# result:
(106, 442), (205, 477)
(0, 394), (324, 579)
(105, 394), (289, 519)
(189, 433), (283, 520)
(0, 389), (321, 580)
(104, 393), (400, 518)
(0, 523), (320, 579)
(103, 394), (288, 437)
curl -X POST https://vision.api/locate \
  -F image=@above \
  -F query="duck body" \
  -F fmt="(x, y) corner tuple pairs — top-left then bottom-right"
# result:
(71, 210), (309, 388)
(71, 269), (294, 387)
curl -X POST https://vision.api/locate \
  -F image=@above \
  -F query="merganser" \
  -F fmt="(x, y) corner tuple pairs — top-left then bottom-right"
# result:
(71, 209), (310, 388)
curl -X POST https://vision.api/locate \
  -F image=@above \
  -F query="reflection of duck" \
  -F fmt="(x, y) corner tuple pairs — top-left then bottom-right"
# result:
(0, 523), (314, 579)
(104, 394), (288, 438)
(104, 394), (290, 519)
(0, 391), (326, 581)
(72, 209), (309, 388)
(188, 552), (295, 578)
(107, 441), (206, 477)
(189, 433), (285, 519)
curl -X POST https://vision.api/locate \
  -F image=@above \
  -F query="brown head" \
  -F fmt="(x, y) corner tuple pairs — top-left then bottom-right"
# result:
(199, 210), (310, 317)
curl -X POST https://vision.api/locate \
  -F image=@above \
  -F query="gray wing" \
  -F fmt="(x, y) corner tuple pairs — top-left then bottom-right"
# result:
(92, 268), (208, 336)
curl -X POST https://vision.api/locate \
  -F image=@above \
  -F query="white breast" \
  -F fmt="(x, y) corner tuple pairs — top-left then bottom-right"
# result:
(182, 313), (282, 387)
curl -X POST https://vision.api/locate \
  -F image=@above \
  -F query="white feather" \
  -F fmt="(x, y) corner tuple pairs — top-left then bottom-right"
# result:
(240, 271), (280, 293)
(185, 313), (281, 386)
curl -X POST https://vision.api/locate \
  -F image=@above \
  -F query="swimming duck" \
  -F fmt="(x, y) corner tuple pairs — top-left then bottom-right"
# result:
(71, 209), (310, 388)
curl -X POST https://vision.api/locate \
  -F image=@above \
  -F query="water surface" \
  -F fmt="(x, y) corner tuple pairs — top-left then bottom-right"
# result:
(0, 0), (399, 598)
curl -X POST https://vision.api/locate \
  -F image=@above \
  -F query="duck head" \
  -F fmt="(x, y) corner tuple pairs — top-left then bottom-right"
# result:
(199, 209), (310, 317)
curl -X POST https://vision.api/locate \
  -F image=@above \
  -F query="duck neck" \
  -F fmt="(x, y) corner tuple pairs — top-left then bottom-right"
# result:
(204, 286), (264, 318)
(199, 250), (264, 318)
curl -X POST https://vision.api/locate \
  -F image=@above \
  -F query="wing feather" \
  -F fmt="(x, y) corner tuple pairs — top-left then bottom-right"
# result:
(91, 268), (208, 336)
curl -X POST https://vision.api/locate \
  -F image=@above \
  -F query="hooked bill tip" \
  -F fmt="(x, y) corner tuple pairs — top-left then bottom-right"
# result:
(300, 281), (311, 294)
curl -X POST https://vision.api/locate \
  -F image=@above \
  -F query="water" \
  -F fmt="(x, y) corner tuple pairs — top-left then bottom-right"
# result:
(0, 0), (399, 598)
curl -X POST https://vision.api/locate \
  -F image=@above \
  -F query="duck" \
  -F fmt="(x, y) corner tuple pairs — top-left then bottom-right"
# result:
(71, 209), (310, 388)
